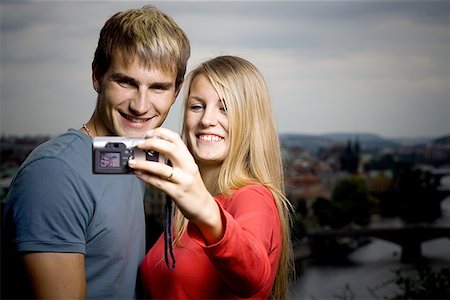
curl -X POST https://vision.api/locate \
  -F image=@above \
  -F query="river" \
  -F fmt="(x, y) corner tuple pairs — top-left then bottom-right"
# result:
(290, 196), (450, 300)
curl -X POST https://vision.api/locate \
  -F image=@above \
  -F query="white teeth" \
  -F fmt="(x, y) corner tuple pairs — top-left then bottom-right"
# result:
(199, 134), (222, 141)
(124, 115), (148, 123)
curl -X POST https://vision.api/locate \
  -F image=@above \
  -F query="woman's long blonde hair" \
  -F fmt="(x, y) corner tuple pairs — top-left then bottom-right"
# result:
(176, 55), (294, 299)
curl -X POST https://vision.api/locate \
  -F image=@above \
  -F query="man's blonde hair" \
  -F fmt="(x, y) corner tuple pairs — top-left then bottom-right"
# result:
(92, 5), (190, 90)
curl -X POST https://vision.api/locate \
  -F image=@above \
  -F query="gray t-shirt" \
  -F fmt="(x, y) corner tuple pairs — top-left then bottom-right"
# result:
(3, 129), (146, 299)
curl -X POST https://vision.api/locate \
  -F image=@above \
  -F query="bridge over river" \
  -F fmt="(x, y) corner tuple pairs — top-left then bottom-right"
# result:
(306, 170), (450, 263)
(306, 219), (450, 262)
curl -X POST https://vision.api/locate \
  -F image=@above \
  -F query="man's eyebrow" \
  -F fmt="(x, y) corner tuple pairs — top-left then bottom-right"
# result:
(109, 73), (136, 82)
(151, 81), (174, 89)
(109, 73), (174, 88)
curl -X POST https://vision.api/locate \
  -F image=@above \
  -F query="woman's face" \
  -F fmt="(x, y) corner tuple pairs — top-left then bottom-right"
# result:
(185, 74), (229, 167)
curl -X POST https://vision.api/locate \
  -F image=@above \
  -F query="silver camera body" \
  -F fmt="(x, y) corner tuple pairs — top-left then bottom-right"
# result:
(92, 136), (164, 174)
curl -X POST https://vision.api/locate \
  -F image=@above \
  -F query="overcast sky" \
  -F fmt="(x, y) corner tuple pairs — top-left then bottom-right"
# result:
(1, 0), (449, 138)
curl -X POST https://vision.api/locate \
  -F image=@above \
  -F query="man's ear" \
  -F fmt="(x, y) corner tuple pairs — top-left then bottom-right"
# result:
(173, 81), (184, 103)
(92, 66), (101, 93)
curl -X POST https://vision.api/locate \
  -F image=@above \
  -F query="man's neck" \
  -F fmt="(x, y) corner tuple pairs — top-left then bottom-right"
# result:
(85, 112), (110, 137)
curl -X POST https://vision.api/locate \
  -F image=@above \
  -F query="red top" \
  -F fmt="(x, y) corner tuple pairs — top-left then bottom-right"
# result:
(140, 184), (282, 299)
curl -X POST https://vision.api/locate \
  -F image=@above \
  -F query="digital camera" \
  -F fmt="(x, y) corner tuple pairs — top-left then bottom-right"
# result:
(92, 136), (164, 174)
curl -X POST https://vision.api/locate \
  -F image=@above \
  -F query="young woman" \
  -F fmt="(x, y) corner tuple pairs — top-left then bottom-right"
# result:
(129, 55), (294, 299)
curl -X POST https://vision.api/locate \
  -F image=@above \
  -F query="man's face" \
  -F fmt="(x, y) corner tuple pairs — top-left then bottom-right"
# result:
(93, 54), (178, 137)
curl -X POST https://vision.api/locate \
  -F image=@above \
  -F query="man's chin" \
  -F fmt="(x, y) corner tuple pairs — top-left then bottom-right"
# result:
(117, 127), (155, 137)
(120, 130), (148, 137)
(114, 117), (160, 136)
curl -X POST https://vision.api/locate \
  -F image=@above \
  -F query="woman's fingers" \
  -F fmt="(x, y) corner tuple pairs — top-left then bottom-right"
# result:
(128, 127), (203, 205)
(128, 159), (181, 198)
(145, 128), (185, 148)
(128, 160), (172, 179)
(140, 128), (191, 166)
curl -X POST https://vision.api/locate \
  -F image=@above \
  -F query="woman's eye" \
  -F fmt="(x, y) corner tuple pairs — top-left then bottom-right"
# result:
(190, 104), (204, 111)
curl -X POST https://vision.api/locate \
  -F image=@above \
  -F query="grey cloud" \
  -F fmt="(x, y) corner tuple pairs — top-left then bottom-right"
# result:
(1, 1), (448, 137)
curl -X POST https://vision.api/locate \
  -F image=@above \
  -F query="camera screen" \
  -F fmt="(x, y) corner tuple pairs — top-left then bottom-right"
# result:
(100, 152), (121, 168)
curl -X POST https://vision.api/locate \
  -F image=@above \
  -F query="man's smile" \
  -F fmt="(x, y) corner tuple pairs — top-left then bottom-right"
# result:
(120, 112), (152, 123)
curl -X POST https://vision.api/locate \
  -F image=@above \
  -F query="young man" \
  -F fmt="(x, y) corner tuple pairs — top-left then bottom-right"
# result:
(2, 5), (190, 299)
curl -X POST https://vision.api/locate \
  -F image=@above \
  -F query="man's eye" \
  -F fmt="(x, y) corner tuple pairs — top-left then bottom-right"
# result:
(118, 80), (134, 88)
(151, 85), (168, 93)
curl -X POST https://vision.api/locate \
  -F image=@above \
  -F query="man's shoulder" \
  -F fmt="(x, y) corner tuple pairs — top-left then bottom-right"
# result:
(30, 129), (89, 158)
(23, 129), (89, 164)
(16, 129), (91, 176)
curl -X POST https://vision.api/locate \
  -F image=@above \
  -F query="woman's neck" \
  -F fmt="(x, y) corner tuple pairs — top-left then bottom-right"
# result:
(199, 164), (221, 194)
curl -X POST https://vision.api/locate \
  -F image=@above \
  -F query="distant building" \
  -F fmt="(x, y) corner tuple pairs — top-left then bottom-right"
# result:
(340, 138), (361, 174)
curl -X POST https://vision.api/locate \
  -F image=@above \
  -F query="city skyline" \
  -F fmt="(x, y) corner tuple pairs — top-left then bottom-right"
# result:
(1, 1), (449, 138)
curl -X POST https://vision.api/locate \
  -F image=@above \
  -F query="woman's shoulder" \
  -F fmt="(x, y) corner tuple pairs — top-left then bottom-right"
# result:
(234, 184), (273, 198)
(215, 184), (275, 210)
(228, 184), (276, 210)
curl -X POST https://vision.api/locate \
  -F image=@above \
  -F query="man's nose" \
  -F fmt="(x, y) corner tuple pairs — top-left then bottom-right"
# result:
(129, 89), (150, 115)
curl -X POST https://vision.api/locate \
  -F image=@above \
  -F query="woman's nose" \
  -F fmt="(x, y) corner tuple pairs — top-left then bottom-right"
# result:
(200, 108), (219, 127)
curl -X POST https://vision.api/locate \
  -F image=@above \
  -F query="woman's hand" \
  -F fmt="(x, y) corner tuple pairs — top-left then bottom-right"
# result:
(128, 127), (223, 244)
